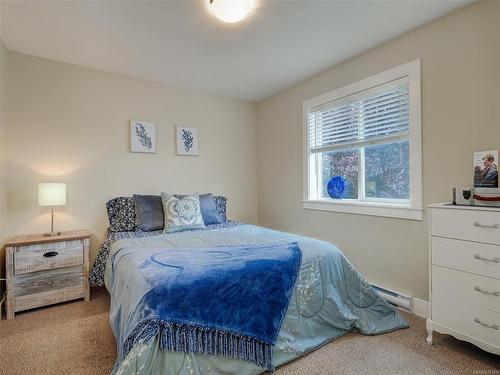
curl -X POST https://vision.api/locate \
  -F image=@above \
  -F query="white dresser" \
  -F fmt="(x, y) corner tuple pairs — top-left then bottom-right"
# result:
(427, 203), (500, 354)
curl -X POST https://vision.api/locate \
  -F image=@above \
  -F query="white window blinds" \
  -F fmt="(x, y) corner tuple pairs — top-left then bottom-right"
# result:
(307, 80), (409, 153)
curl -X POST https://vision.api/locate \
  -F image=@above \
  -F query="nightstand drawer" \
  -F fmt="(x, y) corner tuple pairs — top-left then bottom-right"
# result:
(14, 265), (84, 297)
(14, 240), (84, 275)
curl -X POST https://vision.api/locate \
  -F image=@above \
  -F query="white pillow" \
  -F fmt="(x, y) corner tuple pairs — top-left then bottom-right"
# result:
(161, 192), (205, 233)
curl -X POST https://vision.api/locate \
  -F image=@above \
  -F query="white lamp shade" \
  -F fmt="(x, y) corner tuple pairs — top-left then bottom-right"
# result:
(38, 183), (67, 206)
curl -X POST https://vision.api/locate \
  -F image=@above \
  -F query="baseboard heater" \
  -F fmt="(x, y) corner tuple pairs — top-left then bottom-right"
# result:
(371, 283), (411, 311)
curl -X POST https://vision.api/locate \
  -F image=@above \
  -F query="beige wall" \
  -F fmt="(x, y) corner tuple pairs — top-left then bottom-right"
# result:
(5, 52), (258, 262)
(0, 39), (8, 284)
(256, 1), (500, 300)
(3, 2), (500, 301)
(0, 39), (7, 247)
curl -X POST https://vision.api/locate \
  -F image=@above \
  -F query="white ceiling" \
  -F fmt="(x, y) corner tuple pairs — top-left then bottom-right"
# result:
(1, 0), (472, 102)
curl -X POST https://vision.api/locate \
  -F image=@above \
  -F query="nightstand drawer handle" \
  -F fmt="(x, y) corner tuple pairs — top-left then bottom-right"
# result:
(473, 221), (500, 230)
(474, 317), (500, 330)
(473, 253), (500, 263)
(474, 285), (500, 297)
(43, 251), (59, 258)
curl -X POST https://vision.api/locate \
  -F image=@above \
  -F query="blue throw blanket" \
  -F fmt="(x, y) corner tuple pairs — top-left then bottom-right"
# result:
(108, 242), (302, 371)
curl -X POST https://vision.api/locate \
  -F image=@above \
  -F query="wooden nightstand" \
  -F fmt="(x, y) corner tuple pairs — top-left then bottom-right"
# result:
(5, 229), (90, 319)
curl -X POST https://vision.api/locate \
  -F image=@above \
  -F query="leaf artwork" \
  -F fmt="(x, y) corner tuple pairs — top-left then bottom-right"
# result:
(182, 129), (194, 152)
(135, 123), (152, 150)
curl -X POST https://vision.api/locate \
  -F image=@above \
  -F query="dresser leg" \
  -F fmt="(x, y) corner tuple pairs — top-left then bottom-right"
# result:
(426, 319), (433, 345)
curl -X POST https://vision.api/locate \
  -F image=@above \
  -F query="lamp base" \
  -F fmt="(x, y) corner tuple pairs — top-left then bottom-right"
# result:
(43, 231), (62, 237)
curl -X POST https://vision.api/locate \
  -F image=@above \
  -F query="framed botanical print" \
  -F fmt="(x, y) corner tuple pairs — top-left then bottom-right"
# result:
(176, 126), (199, 156)
(130, 120), (156, 153)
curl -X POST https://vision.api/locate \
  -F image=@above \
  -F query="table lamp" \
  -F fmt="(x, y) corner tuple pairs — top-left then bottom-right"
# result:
(38, 183), (66, 237)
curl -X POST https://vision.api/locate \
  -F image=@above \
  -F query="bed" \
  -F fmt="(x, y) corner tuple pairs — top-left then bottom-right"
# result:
(91, 213), (408, 375)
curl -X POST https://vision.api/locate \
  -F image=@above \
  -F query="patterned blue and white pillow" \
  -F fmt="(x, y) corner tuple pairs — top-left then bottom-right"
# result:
(213, 195), (228, 222)
(106, 197), (136, 232)
(161, 192), (206, 233)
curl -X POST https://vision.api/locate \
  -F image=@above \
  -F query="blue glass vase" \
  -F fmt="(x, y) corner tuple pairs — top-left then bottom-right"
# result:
(327, 176), (346, 199)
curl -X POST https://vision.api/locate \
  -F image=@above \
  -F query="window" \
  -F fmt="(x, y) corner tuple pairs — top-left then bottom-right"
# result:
(303, 60), (422, 220)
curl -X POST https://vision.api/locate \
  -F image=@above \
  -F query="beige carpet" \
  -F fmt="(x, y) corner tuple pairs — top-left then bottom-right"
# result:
(1, 287), (498, 375)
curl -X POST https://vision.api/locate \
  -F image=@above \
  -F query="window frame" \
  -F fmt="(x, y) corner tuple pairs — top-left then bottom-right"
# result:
(302, 59), (422, 220)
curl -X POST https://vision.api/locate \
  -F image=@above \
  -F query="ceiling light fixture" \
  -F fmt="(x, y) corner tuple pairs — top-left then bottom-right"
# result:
(209, 0), (255, 24)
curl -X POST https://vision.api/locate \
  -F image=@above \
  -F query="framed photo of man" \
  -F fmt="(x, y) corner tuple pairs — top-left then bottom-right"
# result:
(474, 150), (498, 188)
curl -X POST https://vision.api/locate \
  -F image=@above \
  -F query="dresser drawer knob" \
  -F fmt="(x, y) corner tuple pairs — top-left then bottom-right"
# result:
(473, 221), (500, 230)
(474, 285), (500, 297)
(473, 253), (500, 263)
(474, 317), (500, 330)
(43, 251), (59, 258)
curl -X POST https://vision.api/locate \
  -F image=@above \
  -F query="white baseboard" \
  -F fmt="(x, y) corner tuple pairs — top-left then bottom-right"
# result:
(411, 298), (429, 319)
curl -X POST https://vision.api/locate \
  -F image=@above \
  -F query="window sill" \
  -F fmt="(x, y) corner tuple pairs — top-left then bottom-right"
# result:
(302, 199), (423, 220)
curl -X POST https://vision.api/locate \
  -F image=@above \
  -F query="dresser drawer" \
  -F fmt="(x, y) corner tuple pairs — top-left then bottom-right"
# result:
(432, 296), (500, 347)
(14, 240), (84, 275)
(431, 208), (500, 245)
(432, 237), (500, 279)
(432, 265), (500, 313)
(14, 265), (84, 297)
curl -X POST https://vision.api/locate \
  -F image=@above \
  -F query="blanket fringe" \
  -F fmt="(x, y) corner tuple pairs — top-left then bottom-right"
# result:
(123, 319), (274, 371)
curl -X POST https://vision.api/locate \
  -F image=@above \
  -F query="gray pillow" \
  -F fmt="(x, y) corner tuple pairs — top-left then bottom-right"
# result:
(133, 194), (164, 231)
(175, 193), (221, 225)
(199, 193), (222, 225)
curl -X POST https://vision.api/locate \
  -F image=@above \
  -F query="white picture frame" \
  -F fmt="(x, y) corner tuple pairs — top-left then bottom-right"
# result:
(130, 120), (156, 153)
(176, 126), (199, 156)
